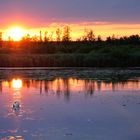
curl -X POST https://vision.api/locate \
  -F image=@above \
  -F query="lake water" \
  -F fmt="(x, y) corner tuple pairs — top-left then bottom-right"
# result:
(0, 68), (140, 140)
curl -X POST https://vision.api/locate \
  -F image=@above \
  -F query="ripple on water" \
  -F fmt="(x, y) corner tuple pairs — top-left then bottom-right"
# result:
(1, 135), (24, 140)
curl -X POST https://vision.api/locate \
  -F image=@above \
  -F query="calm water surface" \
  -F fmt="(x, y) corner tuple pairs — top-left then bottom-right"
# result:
(0, 72), (140, 140)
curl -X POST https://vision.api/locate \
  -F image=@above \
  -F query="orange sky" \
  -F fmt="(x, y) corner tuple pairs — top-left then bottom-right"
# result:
(0, 0), (140, 41)
(1, 22), (140, 41)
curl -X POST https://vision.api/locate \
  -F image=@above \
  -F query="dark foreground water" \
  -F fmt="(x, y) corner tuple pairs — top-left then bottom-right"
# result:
(0, 68), (140, 140)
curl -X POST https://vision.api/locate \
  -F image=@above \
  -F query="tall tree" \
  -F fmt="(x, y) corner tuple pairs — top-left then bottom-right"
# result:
(97, 35), (102, 42)
(49, 32), (54, 42)
(40, 31), (42, 42)
(62, 26), (71, 42)
(44, 31), (49, 42)
(0, 32), (2, 47)
(56, 28), (62, 42)
(0, 32), (2, 41)
(32, 35), (39, 42)
(86, 29), (95, 42)
(22, 34), (31, 42)
(82, 29), (95, 42)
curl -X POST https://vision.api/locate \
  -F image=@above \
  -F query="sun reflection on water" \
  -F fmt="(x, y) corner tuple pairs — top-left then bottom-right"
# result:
(12, 79), (23, 90)
(10, 78), (23, 104)
(1, 78), (140, 99)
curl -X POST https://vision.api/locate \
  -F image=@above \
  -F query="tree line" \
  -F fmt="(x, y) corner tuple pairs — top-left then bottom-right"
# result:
(0, 26), (139, 45)
(0, 25), (140, 67)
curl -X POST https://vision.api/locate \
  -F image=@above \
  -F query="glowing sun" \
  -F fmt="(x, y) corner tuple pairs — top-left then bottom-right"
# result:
(7, 27), (25, 41)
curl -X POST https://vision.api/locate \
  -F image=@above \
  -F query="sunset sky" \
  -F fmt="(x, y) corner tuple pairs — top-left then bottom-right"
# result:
(0, 0), (140, 40)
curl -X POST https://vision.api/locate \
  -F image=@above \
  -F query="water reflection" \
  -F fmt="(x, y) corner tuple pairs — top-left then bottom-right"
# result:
(1, 77), (140, 139)
(0, 81), (2, 93)
(12, 79), (23, 89)
(6, 79), (23, 117)
(1, 78), (140, 99)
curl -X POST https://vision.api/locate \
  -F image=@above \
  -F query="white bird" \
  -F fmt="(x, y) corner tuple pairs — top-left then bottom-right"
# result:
(12, 101), (20, 110)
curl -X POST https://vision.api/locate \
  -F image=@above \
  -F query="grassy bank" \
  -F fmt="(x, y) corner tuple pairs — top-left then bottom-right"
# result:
(0, 31), (139, 67)
(0, 54), (86, 67)
(0, 45), (140, 67)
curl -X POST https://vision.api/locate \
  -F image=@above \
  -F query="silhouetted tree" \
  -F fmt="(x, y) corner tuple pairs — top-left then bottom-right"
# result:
(0, 32), (2, 41)
(128, 35), (140, 45)
(82, 29), (88, 41)
(22, 34), (31, 42)
(87, 29), (95, 42)
(49, 32), (54, 42)
(106, 34), (140, 45)
(82, 29), (95, 42)
(56, 28), (62, 42)
(62, 26), (71, 42)
(0, 32), (2, 47)
(112, 34), (116, 41)
(97, 35), (102, 42)
(106, 36), (112, 44)
(32, 35), (39, 42)
(44, 31), (49, 42)
(39, 31), (43, 42)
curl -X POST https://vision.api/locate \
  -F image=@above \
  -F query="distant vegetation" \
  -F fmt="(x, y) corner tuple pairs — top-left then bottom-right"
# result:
(0, 26), (140, 67)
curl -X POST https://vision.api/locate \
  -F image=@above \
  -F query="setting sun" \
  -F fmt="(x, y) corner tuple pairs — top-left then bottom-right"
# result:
(7, 27), (25, 41)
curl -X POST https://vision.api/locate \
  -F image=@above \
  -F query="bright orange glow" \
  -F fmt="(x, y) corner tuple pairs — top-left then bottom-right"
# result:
(2, 78), (140, 96)
(12, 79), (23, 89)
(2, 22), (140, 41)
(6, 27), (25, 41)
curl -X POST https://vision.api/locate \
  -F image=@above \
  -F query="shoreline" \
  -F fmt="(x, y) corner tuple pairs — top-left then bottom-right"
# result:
(0, 68), (140, 81)
(1, 67), (140, 70)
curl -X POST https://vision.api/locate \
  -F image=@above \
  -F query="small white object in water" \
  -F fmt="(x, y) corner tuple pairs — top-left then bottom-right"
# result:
(13, 101), (20, 110)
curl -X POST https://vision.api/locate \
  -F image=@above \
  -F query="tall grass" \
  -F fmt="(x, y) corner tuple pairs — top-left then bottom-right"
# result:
(0, 44), (140, 67)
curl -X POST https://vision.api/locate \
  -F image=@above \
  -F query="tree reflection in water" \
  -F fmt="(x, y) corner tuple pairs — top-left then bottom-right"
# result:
(1, 78), (140, 101)
(0, 81), (2, 93)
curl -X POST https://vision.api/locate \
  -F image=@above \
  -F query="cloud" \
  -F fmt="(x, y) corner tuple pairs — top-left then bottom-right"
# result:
(0, 0), (140, 28)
